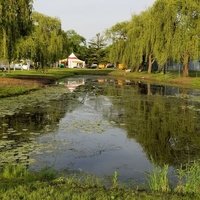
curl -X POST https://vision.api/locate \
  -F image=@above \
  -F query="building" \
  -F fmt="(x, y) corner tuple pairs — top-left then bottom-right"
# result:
(68, 53), (85, 68)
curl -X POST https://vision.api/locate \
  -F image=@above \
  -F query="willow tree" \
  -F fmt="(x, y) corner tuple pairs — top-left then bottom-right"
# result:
(140, 10), (158, 74)
(150, 0), (200, 76)
(150, 0), (175, 71)
(123, 14), (145, 71)
(16, 12), (63, 68)
(0, 0), (32, 70)
(123, 10), (157, 73)
(171, 0), (200, 77)
(106, 21), (129, 67)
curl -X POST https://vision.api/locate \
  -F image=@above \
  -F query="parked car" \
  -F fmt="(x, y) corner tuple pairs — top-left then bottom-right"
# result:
(0, 65), (6, 71)
(106, 63), (115, 68)
(13, 63), (30, 70)
(90, 64), (98, 69)
(14, 63), (23, 70)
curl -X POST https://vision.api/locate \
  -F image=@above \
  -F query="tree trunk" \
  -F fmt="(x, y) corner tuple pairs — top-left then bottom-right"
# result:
(3, 29), (7, 58)
(183, 63), (189, 77)
(182, 53), (190, 77)
(147, 83), (152, 95)
(148, 54), (154, 74)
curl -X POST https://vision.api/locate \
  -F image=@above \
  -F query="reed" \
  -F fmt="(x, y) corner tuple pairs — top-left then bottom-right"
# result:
(1, 164), (28, 179)
(176, 161), (200, 194)
(148, 164), (170, 192)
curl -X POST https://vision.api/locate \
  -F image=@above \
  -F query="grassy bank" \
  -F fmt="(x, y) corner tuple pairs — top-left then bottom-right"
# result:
(0, 78), (42, 98)
(110, 70), (200, 89)
(3, 68), (114, 81)
(1, 69), (200, 98)
(0, 165), (199, 200)
(0, 69), (113, 98)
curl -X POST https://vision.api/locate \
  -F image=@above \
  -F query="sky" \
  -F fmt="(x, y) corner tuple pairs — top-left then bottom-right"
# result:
(33, 0), (155, 41)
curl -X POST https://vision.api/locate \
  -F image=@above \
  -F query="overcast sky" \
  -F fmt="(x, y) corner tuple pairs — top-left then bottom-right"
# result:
(33, 0), (155, 41)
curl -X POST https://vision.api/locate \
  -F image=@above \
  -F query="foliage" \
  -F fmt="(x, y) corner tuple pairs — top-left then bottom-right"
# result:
(112, 171), (119, 188)
(106, 21), (129, 66)
(105, 72), (200, 166)
(0, 165), (199, 199)
(107, 0), (200, 77)
(37, 167), (57, 181)
(87, 33), (107, 65)
(0, 0), (33, 66)
(64, 29), (87, 60)
(16, 12), (63, 69)
(176, 161), (200, 194)
(148, 164), (170, 192)
(123, 13), (147, 71)
(1, 164), (28, 179)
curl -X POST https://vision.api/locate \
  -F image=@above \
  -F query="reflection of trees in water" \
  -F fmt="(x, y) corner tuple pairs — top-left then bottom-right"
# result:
(103, 82), (200, 167)
(0, 93), (80, 141)
(0, 92), (82, 167)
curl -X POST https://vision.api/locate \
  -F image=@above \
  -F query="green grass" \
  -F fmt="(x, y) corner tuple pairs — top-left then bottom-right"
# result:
(148, 165), (170, 193)
(0, 164), (200, 199)
(110, 70), (200, 89)
(176, 161), (200, 194)
(2, 68), (114, 81)
(1, 164), (28, 179)
(0, 86), (38, 98)
(0, 68), (114, 98)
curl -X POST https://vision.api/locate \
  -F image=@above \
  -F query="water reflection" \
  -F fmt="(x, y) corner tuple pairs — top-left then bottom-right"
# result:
(0, 91), (81, 167)
(64, 78), (85, 92)
(100, 78), (200, 166)
(0, 76), (200, 184)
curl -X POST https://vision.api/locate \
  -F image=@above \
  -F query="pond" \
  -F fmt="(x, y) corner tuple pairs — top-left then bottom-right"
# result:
(0, 76), (200, 185)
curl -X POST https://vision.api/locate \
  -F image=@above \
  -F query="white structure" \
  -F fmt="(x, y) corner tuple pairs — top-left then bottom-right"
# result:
(13, 60), (30, 71)
(68, 53), (85, 68)
(65, 78), (85, 92)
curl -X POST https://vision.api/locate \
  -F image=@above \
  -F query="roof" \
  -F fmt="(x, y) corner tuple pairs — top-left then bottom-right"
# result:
(68, 53), (77, 59)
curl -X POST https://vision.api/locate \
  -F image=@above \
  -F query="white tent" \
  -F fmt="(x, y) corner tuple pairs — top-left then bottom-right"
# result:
(68, 53), (85, 68)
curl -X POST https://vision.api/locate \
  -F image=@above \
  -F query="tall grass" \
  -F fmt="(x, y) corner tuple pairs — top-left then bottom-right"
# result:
(112, 171), (119, 188)
(176, 161), (200, 194)
(1, 164), (28, 179)
(37, 167), (57, 181)
(148, 164), (170, 192)
(0, 164), (200, 199)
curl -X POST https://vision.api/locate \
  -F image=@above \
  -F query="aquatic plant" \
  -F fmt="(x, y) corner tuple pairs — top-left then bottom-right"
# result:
(112, 171), (119, 188)
(176, 161), (200, 194)
(1, 164), (28, 179)
(148, 164), (170, 192)
(37, 167), (57, 181)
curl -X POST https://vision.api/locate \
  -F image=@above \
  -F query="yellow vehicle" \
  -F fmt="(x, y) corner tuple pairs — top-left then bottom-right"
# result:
(118, 63), (126, 70)
(98, 64), (106, 69)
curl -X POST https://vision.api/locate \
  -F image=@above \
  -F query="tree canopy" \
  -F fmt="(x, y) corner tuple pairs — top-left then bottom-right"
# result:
(16, 12), (63, 68)
(87, 33), (107, 65)
(0, 0), (33, 66)
(1, 0), (199, 75)
(107, 0), (200, 76)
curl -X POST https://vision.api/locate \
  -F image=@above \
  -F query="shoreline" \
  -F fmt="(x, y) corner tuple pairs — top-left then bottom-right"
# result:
(109, 70), (200, 89)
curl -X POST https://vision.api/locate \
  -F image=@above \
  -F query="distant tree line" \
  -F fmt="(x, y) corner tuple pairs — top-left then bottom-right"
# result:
(106, 0), (200, 76)
(0, 0), (32, 71)
(0, 1), (89, 69)
(0, 0), (199, 74)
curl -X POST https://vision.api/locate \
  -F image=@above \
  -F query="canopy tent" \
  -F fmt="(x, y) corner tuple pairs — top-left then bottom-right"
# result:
(68, 53), (85, 68)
